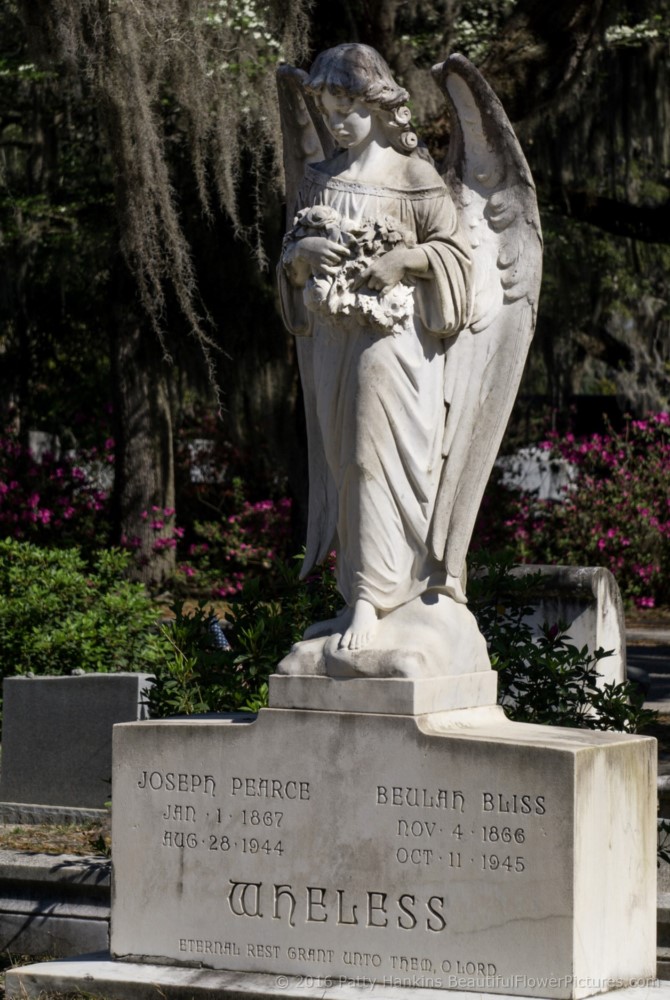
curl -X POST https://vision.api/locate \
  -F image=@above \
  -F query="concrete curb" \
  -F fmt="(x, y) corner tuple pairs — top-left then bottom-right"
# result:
(627, 630), (670, 645)
(0, 801), (108, 825)
(4, 956), (667, 1000)
(0, 849), (110, 957)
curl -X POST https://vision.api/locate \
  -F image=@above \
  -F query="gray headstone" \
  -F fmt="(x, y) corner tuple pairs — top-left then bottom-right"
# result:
(0, 673), (153, 808)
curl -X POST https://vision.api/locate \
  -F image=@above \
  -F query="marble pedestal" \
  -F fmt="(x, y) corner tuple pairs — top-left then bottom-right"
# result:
(102, 698), (655, 1000)
(5, 675), (657, 1000)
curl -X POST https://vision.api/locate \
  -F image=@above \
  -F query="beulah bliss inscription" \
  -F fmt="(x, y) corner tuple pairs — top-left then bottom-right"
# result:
(131, 767), (550, 981)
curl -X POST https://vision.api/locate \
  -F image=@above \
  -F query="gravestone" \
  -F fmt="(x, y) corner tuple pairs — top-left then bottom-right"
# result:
(7, 693), (657, 1000)
(0, 673), (153, 812)
(511, 565), (627, 687)
(108, 700), (656, 999)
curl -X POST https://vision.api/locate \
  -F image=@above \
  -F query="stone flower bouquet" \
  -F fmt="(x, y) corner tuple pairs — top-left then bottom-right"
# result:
(283, 205), (416, 334)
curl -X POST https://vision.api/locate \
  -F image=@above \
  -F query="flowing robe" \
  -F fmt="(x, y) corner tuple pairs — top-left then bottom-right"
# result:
(280, 161), (472, 612)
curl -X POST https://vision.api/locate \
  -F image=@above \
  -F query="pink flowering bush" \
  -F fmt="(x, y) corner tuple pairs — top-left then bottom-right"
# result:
(480, 413), (670, 608)
(176, 478), (292, 598)
(120, 506), (185, 561)
(0, 433), (111, 551)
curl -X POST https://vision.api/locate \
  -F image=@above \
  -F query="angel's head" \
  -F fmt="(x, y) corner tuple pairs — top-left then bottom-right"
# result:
(305, 44), (417, 153)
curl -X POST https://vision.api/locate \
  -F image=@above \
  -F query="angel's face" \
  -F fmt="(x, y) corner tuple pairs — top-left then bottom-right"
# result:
(320, 89), (379, 150)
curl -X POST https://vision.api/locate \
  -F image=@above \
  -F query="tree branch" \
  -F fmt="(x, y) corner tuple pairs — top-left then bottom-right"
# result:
(547, 185), (670, 244)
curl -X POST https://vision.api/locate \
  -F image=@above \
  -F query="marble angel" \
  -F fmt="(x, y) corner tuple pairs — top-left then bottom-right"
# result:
(276, 43), (542, 680)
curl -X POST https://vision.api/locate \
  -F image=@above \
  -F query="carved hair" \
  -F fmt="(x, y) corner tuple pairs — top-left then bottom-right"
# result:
(305, 43), (418, 153)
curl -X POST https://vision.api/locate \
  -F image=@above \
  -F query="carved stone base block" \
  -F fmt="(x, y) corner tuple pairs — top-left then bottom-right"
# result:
(110, 709), (655, 999)
(268, 672), (498, 714)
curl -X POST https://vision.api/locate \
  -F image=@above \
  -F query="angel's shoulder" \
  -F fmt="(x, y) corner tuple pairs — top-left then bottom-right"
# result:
(401, 153), (446, 191)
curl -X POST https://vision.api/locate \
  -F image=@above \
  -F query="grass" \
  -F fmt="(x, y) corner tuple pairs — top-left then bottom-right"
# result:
(626, 605), (670, 629)
(0, 822), (110, 857)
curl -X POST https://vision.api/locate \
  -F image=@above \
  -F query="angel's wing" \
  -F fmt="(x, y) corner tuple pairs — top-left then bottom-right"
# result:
(276, 65), (339, 576)
(430, 53), (543, 583)
(276, 65), (335, 219)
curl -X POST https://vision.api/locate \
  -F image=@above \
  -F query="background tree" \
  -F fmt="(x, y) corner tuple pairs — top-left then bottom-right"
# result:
(1, 0), (668, 588)
(5, 0), (310, 584)
(0, 2), (114, 442)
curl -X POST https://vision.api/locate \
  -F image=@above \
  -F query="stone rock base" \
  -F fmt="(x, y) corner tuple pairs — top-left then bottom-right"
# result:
(279, 593), (490, 680)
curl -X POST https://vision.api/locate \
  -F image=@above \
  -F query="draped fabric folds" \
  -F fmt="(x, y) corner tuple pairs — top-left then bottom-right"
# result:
(279, 162), (472, 611)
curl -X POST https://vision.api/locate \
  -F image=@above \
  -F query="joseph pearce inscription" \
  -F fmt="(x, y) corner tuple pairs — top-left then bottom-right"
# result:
(154, 777), (546, 878)
(134, 763), (549, 905)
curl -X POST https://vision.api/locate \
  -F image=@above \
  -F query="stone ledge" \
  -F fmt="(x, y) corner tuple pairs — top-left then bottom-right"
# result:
(0, 852), (110, 957)
(4, 957), (667, 1000)
(0, 800), (108, 826)
(268, 671), (498, 714)
(627, 630), (670, 646)
(0, 849), (110, 887)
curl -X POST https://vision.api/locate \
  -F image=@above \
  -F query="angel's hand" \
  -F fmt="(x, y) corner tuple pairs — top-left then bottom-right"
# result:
(352, 246), (429, 295)
(295, 236), (350, 276)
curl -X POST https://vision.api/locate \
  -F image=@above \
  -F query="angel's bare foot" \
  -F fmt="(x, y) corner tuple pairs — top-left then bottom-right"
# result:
(339, 599), (378, 651)
(445, 574), (468, 604)
(303, 607), (349, 640)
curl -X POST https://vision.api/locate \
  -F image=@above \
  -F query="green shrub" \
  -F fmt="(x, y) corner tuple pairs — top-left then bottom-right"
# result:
(148, 556), (339, 717)
(0, 539), (167, 681)
(468, 552), (654, 733)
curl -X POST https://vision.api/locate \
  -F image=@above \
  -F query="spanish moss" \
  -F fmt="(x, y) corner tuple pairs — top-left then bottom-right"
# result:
(19, 0), (312, 362)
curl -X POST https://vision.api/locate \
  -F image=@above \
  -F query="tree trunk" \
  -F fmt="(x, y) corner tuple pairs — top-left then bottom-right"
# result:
(110, 262), (176, 588)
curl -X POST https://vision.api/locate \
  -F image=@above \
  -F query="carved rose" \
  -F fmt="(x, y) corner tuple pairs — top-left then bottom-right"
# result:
(295, 205), (341, 229)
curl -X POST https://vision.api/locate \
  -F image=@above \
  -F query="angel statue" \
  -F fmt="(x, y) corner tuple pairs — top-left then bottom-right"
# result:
(276, 43), (541, 682)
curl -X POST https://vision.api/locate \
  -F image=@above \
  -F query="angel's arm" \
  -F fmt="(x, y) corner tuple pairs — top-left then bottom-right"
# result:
(353, 190), (471, 328)
(412, 188), (473, 336)
(352, 245), (429, 295)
